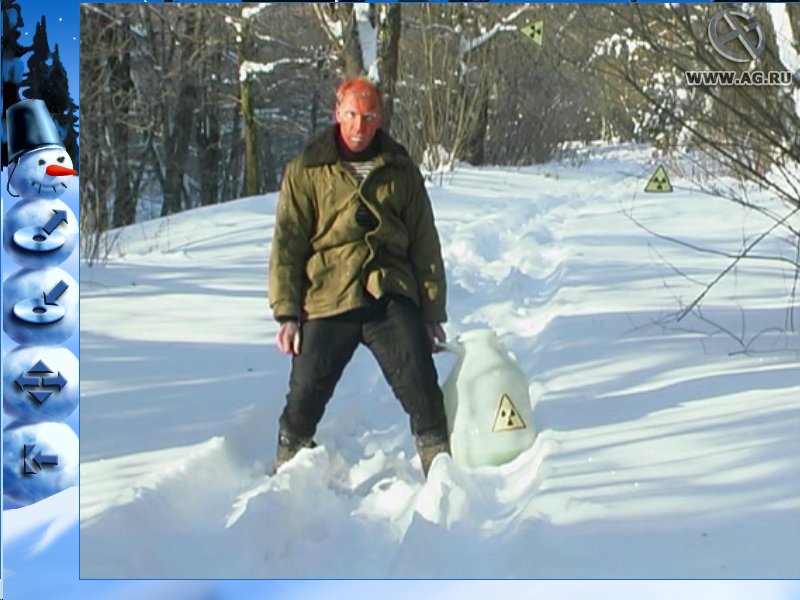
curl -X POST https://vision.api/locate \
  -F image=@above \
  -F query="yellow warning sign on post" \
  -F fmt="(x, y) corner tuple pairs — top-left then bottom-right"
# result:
(644, 165), (673, 193)
(519, 21), (544, 46)
(492, 394), (527, 432)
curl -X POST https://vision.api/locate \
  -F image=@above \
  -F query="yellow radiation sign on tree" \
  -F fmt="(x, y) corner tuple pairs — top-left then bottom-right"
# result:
(519, 21), (544, 47)
(644, 165), (673, 193)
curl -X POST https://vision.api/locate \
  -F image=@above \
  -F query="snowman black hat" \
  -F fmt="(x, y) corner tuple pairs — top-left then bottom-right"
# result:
(6, 99), (64, 163)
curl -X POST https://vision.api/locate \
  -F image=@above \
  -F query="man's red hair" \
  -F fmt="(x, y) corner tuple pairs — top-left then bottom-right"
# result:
(335, 77), (383, 112)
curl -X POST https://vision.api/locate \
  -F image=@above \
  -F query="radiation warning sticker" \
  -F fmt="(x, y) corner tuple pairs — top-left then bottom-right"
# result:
(492, 394), (527, 432)
(644, 165), (673, 193)
(519, 21), (544, 46)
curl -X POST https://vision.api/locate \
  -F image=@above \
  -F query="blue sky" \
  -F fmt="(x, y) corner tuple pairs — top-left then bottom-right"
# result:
(15, 0), (79, 105)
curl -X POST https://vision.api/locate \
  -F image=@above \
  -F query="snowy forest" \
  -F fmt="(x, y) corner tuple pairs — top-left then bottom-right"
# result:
(2, 0), (79, 170)
(76, 4), (799, 267)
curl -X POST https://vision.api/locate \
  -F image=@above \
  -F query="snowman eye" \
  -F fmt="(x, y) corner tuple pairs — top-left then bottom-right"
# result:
(57, 156), (65, 163)
(38, 159), (45, 165)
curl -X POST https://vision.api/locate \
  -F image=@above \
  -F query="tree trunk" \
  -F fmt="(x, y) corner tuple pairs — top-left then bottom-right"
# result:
(311, 49), (323, 136)
(80, 10), (110, 238)
(161, 78), (195, 216)
(341, 5), (365, 78)
(223, 98), (242, 202)
(464, 88), (489, 166)
(161, 11), (198, 216)
(110, 21), (135, 227)
(241, 78), (259, 197)
(786, 4), (800, 48)
(199, 109), (222, 205)
(192, 8), (222, 207)
(454, 10), (491, 166)
(238, 12), (260, 198)
(377, 5), (401, 132)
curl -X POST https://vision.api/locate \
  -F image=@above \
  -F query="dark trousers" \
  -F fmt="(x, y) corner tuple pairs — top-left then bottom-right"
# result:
(278, 294), (448, 443)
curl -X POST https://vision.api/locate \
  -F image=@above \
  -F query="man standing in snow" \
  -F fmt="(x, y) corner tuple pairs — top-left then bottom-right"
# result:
(269, 77), (450, 477)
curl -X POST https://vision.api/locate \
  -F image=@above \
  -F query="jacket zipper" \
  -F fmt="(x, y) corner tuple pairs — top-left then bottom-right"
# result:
(353, 159), (385, 285)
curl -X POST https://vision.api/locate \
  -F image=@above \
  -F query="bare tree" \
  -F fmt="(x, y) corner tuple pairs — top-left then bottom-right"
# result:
(594, 4), (800, 334)
(396, 5), (560, 172)
(312, 4), (401, 130)
(80, 4), (143, 263)
(230, 5), (261, 198)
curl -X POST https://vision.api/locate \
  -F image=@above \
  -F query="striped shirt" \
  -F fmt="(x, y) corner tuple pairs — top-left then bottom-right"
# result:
(343, 159), (377, 182)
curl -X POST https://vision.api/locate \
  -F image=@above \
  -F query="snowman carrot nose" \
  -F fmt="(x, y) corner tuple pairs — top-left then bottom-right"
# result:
(45, 164), (78, 176)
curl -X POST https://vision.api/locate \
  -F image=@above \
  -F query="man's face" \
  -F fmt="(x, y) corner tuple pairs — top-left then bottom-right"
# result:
(335, 92), (383, 154)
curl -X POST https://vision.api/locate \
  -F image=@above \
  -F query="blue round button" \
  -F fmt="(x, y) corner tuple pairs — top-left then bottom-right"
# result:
(3, 346), (79, 423)
(12, 297), (67, 324)
(3, 267), (78, 344)
(3, 422), (78, 506)
(3, 198), (77, 268)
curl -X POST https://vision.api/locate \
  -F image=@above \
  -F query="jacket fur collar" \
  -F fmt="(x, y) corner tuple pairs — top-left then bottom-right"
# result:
(302, 125), (411, 168)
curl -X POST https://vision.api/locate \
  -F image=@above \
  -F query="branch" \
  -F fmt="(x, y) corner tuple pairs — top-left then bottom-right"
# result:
(624, 198), (800, 270)
(253, 33), (299, 52)
(312, 4), (344, 49)
(241, 4), (269, 21)
(677, 205), (800, 320)
(81, 4), (148, 39)
(239, 57), (313, 83)
(460, 7), (530, 56)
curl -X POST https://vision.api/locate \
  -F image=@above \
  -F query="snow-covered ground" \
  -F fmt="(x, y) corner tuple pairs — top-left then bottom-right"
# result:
(6, 144), (799, 584)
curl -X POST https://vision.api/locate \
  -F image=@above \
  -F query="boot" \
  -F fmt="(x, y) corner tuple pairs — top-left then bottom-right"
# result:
(415, 435), (451, 478)
(273, 430), (317, 473)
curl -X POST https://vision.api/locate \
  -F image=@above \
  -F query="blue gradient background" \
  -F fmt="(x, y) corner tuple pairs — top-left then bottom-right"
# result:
(2, 0), (798, 598)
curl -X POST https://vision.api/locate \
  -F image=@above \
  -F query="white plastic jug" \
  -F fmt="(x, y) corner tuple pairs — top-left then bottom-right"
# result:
(442, 329), (536, 468)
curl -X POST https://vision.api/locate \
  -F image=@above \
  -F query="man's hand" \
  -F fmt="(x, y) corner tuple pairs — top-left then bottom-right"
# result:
(425, 322), (447, 353)
(277, 321), (301, 355)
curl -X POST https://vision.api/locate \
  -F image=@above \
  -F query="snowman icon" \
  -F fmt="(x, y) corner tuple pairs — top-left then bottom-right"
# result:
(3, 99), (78, 268)
(6, 99), (77, 200)
(3, 99), (78, 343)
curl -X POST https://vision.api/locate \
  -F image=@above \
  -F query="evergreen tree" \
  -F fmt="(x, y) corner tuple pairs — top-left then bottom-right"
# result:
(20, 16), (50, 109)
(21, 15), (80, 171)
(2, 0), (27, 167)
(47, 46), (80, 172)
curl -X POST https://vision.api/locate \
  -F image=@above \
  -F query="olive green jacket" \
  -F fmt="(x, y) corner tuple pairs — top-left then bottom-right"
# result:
(269, 127), (447, 323)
